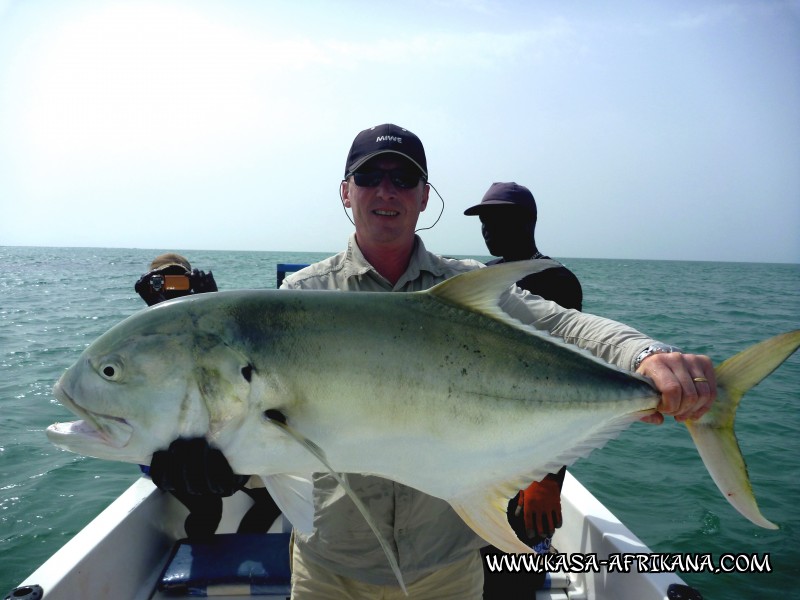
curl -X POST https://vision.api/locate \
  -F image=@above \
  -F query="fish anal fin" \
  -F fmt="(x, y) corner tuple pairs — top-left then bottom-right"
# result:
(450, 485), (536, 555)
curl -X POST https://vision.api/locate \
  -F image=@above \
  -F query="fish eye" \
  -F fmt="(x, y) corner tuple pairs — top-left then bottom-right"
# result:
(99, 358), (123, 381)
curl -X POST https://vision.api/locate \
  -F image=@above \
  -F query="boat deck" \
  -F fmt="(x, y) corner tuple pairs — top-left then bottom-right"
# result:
(15, 473), (687, 600)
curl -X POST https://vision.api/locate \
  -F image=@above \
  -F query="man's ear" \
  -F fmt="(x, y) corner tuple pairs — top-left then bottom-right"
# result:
(341, 179), (351, 208)
(420, 182), (430, 212)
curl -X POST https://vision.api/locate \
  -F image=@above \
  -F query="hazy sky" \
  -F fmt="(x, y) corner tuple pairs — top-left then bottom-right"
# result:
(1, 0), (798, 262)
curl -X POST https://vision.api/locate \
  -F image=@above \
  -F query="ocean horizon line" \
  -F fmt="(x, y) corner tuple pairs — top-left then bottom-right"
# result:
(2, 244), (798, 266)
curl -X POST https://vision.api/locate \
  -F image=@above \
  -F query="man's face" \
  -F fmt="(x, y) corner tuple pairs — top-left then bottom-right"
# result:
(479, 208), (534, 257)
(342, 155), (429, 247)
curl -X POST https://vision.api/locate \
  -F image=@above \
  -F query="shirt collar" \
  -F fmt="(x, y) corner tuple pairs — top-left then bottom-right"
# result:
(343, 233), (448, 290)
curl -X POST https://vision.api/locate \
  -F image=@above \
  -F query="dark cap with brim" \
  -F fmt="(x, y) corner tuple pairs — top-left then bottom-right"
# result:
(464, 182), (536, 215)
(344, 124), (428, 179)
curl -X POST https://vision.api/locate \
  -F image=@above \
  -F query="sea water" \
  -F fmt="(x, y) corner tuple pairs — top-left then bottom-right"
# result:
(1, 246), (798, 598)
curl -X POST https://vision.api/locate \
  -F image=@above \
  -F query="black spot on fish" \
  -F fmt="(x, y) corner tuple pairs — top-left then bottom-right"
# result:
(241, 364), (253, 382)
(264, 409), (287, 424)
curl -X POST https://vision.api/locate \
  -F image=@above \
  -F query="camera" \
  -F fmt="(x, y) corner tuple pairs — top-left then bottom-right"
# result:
(135, 268), (218, 306)
(148, 273), (191, 293)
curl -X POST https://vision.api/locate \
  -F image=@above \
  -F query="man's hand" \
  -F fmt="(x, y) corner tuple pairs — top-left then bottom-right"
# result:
(513, 471), (564, 539)
(637, 352), (716, 424)
(149, 437), (248, 497)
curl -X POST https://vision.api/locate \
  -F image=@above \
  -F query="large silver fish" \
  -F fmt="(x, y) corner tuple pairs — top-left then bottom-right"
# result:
(47, 260), (799, 573)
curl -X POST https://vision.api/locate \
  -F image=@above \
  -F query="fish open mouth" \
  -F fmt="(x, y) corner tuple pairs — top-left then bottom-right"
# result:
(50, 381), (134, 449)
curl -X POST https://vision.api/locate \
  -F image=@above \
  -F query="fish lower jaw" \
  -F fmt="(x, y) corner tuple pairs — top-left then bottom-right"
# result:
(47, 416), (134, 449)
(51, 384), (134, 448)
(48, 419), (105, 442)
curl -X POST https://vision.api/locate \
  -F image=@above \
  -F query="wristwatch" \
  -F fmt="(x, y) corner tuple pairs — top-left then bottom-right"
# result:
(633, 343), (683, 371)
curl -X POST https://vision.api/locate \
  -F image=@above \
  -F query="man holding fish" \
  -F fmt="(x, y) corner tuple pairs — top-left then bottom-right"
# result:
(278, 124), (716, 598)
(49, 121), (795, 598)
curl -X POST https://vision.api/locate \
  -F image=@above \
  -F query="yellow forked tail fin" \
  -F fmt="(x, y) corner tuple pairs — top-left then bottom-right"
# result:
(686, 330), (800, 529)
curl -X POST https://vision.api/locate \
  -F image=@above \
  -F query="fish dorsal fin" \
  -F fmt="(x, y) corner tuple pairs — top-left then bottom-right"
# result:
(265, 416), (408, 594)
(425, 259), (564, 320)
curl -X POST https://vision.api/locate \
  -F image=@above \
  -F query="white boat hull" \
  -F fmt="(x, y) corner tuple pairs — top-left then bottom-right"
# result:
(15, 473), (689, 599)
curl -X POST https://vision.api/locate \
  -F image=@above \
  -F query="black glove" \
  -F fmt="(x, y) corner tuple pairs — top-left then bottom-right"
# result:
(189, 269), (218, 293)
(149, 437), (247, 497)
(134, 272), (167, 306)
(238, 487), (282, 534)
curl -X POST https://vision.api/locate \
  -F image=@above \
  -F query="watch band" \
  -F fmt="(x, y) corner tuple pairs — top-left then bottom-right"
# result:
(633, 343), (683, 371)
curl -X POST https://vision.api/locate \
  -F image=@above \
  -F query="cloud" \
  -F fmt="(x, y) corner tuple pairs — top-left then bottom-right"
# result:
(669, 0), (800, 30)
(6, 1), (576, 181)
(338, 24), (574, 68)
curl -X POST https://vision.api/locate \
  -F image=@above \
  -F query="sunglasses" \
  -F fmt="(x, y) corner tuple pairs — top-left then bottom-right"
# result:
(351, 168), (424, 190)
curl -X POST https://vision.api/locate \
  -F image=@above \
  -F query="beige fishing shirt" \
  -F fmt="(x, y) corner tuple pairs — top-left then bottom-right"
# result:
(280, 233), (656, 586)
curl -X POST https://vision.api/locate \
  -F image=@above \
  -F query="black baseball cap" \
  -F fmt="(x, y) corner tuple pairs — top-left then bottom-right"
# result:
(464, 182), (537, 216)
(344, 124), (428, 179)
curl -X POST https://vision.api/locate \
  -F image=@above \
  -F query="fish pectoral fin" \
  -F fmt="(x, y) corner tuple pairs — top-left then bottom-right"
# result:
(261, 473), (314, 534)
(686, 329), (800, 530)
(450, 486), (536, 555)
(264, 416), (407, 594)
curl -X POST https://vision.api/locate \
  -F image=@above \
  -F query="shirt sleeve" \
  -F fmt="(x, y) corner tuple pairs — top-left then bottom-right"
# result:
(499, 287), (654, 371)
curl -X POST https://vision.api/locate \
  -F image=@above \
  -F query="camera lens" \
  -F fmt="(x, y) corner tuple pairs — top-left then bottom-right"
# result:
(149, 274), (164, 292)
